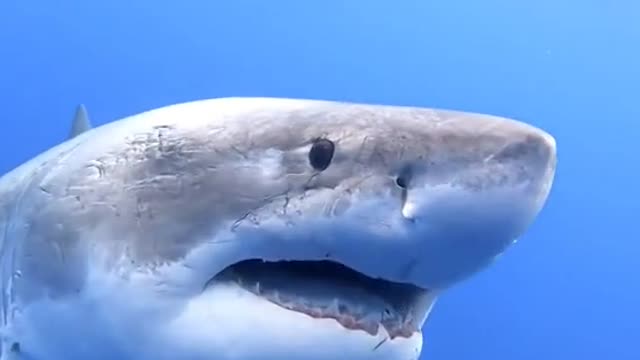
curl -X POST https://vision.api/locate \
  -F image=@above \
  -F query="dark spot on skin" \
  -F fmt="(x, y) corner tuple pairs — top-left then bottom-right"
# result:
(10, 342), (20, 353)
(308, 138), (335, 171)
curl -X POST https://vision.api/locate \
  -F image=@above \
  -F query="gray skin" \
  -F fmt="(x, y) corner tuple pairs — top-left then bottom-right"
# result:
(0, 97), (556, 359)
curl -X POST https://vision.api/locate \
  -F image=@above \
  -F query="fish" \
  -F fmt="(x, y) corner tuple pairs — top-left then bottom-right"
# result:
(0, 97), (557, 360)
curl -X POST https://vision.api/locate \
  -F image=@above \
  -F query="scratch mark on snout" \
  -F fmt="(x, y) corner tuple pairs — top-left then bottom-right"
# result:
(372, 337), (388, 351)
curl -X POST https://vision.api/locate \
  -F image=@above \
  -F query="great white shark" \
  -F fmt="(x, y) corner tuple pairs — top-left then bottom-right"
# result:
(0, 97), (557, 360)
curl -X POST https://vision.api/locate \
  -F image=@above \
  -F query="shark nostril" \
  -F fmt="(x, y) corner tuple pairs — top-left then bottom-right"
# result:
(395, 165), (413, 189)
(395, 176), (408, 189)
(395, 165), (414, 217)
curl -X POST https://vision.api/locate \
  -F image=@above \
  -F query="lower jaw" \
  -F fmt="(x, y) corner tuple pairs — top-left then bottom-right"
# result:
(264, 299), (418, 339)
(220, 281), (419, 339)
(11, 280), (424, 360)
(161, 281), (424, 360)
(207, 259), (428, 339)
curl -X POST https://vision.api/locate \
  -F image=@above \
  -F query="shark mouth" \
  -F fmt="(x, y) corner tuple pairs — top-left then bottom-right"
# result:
(207, 259), (432, 339)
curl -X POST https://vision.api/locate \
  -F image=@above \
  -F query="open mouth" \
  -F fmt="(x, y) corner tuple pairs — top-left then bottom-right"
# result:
(207, 259), (431, 339)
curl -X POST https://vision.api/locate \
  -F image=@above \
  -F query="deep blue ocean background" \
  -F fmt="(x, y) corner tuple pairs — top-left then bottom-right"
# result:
(1, 1), (638, 359)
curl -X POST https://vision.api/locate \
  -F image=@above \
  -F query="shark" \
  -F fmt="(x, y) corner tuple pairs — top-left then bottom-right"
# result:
(0, 97), (557, 360)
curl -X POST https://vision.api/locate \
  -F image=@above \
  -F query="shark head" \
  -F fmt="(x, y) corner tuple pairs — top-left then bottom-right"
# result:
(0, 98), (556, 360)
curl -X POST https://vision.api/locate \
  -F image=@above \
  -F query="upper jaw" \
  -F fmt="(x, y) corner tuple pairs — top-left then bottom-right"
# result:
(173, 209), (485, 299)
(168, 164), (551, 293)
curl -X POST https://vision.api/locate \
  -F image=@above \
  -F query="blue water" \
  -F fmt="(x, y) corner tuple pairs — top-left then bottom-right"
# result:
(1, 1), (638, 359)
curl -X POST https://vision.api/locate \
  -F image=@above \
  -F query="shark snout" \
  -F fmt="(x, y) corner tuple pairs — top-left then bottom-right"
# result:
(395, 119), (558, 289)
(512, 126), (557, 214)
(536, 129), (557, 183)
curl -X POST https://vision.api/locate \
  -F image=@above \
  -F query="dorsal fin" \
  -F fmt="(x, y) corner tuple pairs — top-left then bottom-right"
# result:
(68, 104), (92, 139)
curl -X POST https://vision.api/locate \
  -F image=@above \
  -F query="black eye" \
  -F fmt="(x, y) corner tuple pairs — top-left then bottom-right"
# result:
(308, 138), (335, 171)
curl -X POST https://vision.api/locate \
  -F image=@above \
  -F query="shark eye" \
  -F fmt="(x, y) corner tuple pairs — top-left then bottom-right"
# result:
(308, 138), (335, 171)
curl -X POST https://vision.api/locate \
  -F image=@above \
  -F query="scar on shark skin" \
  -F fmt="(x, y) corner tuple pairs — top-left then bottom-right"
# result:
(372, 337), (388, 351)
